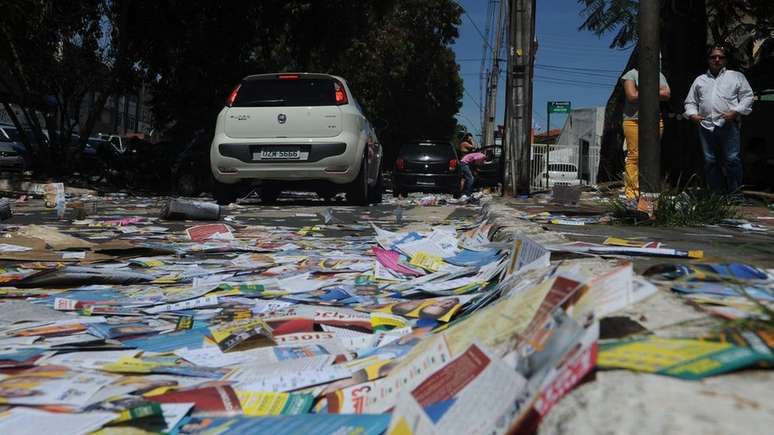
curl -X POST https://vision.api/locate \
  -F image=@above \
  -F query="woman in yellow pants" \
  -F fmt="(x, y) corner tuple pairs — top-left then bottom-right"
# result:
(622, 69), (671, 199)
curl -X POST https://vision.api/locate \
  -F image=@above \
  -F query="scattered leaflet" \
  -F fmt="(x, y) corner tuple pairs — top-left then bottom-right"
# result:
(387, 343), (530, 435)
(236, 391), (314, 416)
(209, 317), (275, 352)
(0, 408), (117, 435)
(598, 336), (771, 379)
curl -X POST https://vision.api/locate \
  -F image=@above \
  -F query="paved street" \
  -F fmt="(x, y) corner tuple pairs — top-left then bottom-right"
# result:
(0, 187), (772, 434)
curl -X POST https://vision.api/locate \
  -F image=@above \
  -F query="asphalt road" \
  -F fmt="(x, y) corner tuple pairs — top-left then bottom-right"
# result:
(2, 191), (481, 249)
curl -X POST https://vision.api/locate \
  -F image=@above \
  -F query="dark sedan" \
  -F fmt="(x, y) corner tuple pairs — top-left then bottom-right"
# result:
(0, 124), (31, 172)
(392, 140), (461, 198)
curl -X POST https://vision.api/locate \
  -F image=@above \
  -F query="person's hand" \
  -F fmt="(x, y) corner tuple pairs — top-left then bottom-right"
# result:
(721, 111), (737, 122)
(689, 114), (704, 125)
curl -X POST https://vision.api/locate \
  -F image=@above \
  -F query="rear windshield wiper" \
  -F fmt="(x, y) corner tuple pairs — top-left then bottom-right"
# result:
(237, 99), (286, 106)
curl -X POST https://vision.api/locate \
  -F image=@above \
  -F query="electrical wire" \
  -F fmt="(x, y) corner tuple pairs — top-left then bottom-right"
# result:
(454, 0), (494, 52)
(455, 112), (482, 136)
(462, 86), (484, 112)
(534, 78), (613, 89)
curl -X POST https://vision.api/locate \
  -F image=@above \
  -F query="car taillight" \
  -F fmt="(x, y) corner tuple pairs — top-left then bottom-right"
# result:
(449, 159), (458, 171)
(278, 74), (299, 80)
(395, 158), (405, 171)
(226, 84), (241, 107)
(334, 81), (348, 105)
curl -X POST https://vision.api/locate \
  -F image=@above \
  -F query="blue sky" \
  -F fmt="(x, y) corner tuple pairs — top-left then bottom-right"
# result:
(452, 0), (633, 138)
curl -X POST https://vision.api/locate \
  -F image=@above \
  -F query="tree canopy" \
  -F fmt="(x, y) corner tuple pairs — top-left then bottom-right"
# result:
(1, 0), (464, 170)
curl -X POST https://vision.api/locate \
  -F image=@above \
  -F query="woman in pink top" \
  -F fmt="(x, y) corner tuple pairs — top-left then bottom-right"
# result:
(460, 152), (486, 198)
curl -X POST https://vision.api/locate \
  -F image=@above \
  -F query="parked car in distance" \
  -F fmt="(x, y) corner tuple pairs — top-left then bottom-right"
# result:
(393, 139), (461, 198)
(475, 145), (503, 188)
(209, 72), (383, 205)
(533, 163), (583, 188)
(83, 137), (108, 157)
(0, 123), (31, 172)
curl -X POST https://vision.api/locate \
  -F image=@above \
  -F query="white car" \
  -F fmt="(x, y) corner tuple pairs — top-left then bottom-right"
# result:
(534, 163), (583, 188)
(209, 73), (383, 205)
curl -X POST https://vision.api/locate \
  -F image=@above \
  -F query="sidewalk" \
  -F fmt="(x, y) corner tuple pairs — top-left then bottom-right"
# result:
(486, 192), (774, 435)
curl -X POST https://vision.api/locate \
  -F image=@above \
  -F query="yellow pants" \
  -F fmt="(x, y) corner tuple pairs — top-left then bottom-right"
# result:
(623, 119), (663, 199)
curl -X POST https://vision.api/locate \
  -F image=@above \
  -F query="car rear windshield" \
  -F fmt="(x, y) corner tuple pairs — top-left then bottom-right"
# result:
(399, 142), (455, 158)
(233, 78), (338, 107)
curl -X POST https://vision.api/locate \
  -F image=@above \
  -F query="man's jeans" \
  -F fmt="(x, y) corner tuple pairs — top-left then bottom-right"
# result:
(461, 163), (475, 196)
(698, 122), (743, 193)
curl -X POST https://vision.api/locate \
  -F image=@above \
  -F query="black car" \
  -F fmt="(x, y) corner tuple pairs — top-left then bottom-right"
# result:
(0, 124), (31, 171)
(475, 145), (503, 188)
(392, 140), (461, 197)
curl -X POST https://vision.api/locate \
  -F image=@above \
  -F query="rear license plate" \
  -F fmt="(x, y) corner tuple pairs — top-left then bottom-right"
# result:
(252, 149), (308, 161)
(416, 178), (436, 186)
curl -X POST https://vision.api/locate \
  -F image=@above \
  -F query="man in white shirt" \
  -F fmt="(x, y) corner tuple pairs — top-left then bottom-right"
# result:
(685, 45), (754, 193)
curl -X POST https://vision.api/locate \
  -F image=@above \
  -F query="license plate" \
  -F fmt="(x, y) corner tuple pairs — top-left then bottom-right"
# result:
(416, 178), (436, 186)
(252, 149), (307, 161)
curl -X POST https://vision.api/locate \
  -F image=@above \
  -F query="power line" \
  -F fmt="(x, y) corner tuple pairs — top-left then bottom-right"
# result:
(455, 112), (481, 136)
(462, 86), (483, 112)
(459, 58), (623, 74)
(536, 74), (612, 86)
(534, 77), (613, 89)
(536, 66), (620, 79)
(454, 0), (493, 52)
(536, 63), (623, 73)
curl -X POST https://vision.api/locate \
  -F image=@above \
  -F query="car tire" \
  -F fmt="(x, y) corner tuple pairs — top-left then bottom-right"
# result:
(346, 153), (368, 206)
(213, 181), (238, 205)
(392, 178), (401, 198)
(176, 172), (200, 197)
(368, 166), (383, 204)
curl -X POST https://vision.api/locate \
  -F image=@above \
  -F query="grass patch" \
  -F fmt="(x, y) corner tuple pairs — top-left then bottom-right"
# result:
(654, 187), (741, 226)
(607, 180), (741, 226)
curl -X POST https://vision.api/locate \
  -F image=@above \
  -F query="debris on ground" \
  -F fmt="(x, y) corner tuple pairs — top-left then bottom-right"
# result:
(0, 185), (771, 434)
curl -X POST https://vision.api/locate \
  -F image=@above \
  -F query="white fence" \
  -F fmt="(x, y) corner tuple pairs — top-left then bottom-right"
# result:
(529, 143), (600, 191)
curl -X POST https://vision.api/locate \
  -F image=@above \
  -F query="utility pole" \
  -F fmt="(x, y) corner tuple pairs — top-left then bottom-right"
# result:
(482, 0), (507, 147)
(504, 0), (536, 195)
(638, 0), (660, 194)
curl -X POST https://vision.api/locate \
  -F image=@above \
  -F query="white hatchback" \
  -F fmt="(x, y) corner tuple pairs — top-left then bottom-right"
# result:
(210, 73), (383, 205)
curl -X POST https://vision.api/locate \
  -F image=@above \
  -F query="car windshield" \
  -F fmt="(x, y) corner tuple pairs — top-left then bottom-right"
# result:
(400, 142), (455, 158)
(233, 78), (337, 107)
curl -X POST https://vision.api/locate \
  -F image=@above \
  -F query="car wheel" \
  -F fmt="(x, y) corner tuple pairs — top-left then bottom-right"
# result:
(176, 172), (200, 197)
(368, 166), (383, 204)
(212, 181), (238, 205)
(391, 176), (404, 198)
(346, 153), (368, 206)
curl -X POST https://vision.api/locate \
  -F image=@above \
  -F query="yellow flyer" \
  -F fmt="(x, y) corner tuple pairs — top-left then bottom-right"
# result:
(409, 252), (446, 272)
(237, 391), (313, 416)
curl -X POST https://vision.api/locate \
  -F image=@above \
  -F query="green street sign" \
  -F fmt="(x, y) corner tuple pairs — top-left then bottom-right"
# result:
(548, 101), (571, 114)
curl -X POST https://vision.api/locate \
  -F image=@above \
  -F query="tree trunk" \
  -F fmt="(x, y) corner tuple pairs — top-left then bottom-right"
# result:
(596, 0), (708, 187)
(79, 0), (131, 146)
(660, 0), (708, 187)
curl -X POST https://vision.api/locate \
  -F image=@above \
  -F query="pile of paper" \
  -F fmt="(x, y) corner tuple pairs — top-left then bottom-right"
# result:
(1, 195), (755, 435)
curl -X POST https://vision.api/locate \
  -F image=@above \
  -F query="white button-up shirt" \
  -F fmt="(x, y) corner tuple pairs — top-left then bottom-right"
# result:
(684, 68), (754, 131)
